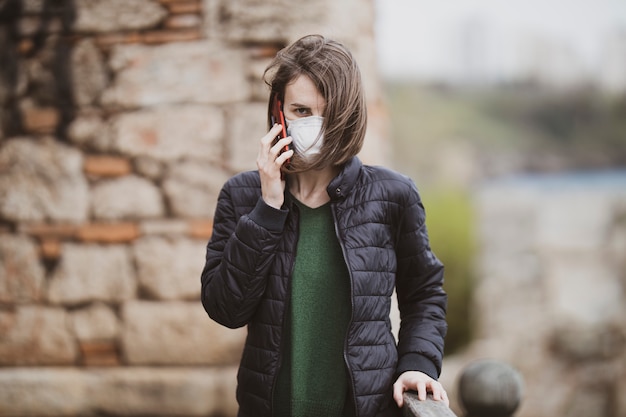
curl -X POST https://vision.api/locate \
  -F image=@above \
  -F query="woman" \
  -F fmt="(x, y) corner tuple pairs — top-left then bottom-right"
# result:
(201, 34), (448, 417)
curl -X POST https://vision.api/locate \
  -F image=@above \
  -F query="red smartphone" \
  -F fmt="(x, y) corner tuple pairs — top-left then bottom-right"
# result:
(270, 92), (290, 162)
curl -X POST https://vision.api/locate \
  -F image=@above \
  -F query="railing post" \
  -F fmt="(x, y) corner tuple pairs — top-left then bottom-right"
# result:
(402, 359), (523, 417)
(458, 359), (524, 417)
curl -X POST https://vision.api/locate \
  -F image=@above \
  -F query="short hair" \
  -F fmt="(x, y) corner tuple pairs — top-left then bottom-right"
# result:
(263, 34), (367, 173)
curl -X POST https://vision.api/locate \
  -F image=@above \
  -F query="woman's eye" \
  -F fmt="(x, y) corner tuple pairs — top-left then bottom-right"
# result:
(295, 108), (311, 116)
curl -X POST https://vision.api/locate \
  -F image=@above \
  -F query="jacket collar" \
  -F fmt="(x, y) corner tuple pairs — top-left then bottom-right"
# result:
(283, 157), (362, 208)
(327, 157), (362, 202)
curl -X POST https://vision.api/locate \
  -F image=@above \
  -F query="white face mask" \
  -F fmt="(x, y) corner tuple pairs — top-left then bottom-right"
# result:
(286, 116), (324, 159)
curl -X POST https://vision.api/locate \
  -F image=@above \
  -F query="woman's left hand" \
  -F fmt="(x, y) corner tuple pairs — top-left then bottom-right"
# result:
(392, 371), (449, 408)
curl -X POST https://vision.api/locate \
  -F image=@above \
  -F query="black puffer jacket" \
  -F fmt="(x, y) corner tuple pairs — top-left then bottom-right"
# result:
(201, 157), (447, 417)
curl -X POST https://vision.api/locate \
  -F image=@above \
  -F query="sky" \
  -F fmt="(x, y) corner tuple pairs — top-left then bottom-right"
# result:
(374, 0), (626, 86)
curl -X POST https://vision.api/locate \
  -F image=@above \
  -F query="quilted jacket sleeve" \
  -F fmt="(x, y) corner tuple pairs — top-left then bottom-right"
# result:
(394, 179), (447, 380)
(201, 176), (288, 329)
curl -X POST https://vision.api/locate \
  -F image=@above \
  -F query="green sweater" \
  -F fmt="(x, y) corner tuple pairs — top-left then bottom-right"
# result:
(273, 200), (353, 417)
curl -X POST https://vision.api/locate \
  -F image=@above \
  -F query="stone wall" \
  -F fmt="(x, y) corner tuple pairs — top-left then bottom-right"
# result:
(442, 172), (626, 417)
(0, 1), (384, 415)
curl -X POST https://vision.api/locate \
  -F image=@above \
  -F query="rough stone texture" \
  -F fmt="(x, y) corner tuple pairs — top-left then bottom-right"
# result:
(133, 237), (206, 300)
(66, 112), (109, 150)
(20, 104), (59, 134)
(71, 38), (107, 107)
(76, 223), (140, 243)
(121, 301), (246, 365)
(108, 105), (224, 162)
(188, 219), (213, 239)
(442, 173), (626, 417)
(545, 252), (622, 325)
(0, 367), (238, 417)
(618, 369), (626, 417)
(226, 102), (266, 173)
(0, 138), (88, 222)
(0, 235), (45, 304)
(90, 176), (164, 220)
(101, 42), (249, 108)
(162, 160), (230, 218)
(0, 306), (78, 365)
(73, 0), (167, 33)
(535, 189), (613, 251)
(22, 46), (58, 105)
(0, 369), (89, 416)
(87, 367), (238, 417)
(20, 0), (47, 14)
(133, 156), (165, 180)
(550, 323), (625, 361)
(207, 0), (326, 43)
(70, 303), (119, 341)
(139, 219), (189, 236)
(564, 386), (612, 417)
(165, 14), (202, 29)
(83, 155), (132, 177)
(48, 243), (136, 305)
(0, 1), (384, 415)
(248, 58), (274, 101)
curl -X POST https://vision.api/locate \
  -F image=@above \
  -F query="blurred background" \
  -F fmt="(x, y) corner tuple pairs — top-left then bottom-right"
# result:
(0, 0), (625, 416)
(375, 1), (626, 416)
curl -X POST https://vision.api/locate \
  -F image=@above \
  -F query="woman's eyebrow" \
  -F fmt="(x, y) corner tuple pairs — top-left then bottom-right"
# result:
(287, 102), (311, 108)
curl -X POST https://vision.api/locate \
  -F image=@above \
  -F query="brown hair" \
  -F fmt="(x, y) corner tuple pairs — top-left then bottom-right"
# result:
(263, 34), (367, 173)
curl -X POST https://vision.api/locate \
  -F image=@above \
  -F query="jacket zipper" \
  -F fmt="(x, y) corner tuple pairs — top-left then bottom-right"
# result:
(331, 202), (359, 417)
(270, 203), (299, 416)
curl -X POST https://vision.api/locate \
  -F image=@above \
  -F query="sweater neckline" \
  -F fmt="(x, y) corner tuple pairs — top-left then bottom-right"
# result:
(290, 194), (331, 211)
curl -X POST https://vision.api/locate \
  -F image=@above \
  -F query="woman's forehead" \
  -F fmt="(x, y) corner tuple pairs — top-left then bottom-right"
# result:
(284, 75), (325, 108)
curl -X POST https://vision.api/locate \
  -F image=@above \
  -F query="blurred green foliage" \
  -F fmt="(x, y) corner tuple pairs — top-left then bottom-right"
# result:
(385, 82), (626, 179)
(421, 186), (476, 354)
(484, 86), (626, 164)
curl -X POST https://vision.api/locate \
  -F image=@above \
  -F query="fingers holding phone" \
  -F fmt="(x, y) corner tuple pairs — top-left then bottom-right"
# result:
(258, 124), (293, 168)
(257, 124), (293, 209)
(272, 134), (293, 167)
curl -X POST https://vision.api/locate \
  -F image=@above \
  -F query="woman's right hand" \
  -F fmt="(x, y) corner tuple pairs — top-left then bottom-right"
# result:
(257, 124), (293, 209)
